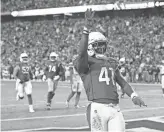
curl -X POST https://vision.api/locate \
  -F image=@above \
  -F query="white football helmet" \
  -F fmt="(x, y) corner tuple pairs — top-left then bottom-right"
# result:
(88, 32), (107, 58)
(49, 52), (58, 62)
(119, 58), (125, 65)
(162, 60), (164, 64)
(20, 53), (29, 63)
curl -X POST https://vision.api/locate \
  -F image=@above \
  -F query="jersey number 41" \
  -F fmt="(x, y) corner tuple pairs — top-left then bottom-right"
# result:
(99, 67), (115, 85)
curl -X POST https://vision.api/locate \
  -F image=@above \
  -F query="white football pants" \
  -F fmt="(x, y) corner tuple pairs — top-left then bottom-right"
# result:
(162, 75), (164, 88)
(87, 102), (125, 132)
(15, 79), (32, 97)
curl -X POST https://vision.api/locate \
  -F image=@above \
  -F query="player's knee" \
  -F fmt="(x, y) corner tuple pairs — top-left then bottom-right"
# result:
(19, 95), (24, 99)
(48, 88), (53, 92)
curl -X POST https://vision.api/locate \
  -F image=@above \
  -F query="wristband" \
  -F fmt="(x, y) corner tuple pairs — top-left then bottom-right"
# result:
(83, 27), (89, 35)
(131, 92), (138, 99)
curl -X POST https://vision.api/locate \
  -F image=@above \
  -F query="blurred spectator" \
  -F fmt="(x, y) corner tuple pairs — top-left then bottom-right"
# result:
(1, 1), (164, 83)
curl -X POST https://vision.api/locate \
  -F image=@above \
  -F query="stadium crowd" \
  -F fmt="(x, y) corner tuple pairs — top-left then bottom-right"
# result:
(2, 0), (156, 12)
(1, 1), (164, 83)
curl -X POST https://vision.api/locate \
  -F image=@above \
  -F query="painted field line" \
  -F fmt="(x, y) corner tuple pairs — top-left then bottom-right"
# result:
(3, 126), (89, 132)
(1, 79), (161, 86)
(3, 116), (164, 132)
(1, 101), (88, 108)
(1, 113), (85, 122)
(126, 116), (164, 122)
(2, 107), (164, 122)
(122, 106), (164, 112)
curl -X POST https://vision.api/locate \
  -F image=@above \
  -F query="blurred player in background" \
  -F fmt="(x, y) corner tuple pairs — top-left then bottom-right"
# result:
(118, 57), (128, 98)
(74, 9), (146, 132)
(44, 52), (63, 110)
(160, 60), (164, 97)
(13, 53), (35, 113)
(66, 57), (84, 108)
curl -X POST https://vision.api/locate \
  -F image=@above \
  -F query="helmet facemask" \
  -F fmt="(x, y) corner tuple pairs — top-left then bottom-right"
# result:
(50, 56), (57, 62)
(93, 41), (107, 55)
(20, 53), (29, 63)
(22, 56), (29, 63)
(88, 41), (107, 58)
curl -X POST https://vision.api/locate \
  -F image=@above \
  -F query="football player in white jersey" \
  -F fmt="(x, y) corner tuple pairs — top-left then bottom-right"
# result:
(119, 58), (128, 98)
(44, 52), (63, 110)
(160, 60), (164, 97)
(13, 53), (35, 113)
(66, 59), (84, 108)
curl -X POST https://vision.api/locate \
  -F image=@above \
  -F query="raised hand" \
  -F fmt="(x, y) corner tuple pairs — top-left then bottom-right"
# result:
(84, 8), (95, 29)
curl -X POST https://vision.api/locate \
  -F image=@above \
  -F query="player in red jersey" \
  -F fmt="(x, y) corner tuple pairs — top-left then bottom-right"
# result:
(66, 58), (84, 108)
(44, 52), (63, 110)
(74, 9), (147, 132)
(13, 53), (35, 113)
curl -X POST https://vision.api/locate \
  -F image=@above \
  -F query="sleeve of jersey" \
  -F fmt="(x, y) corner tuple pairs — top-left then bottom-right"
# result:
(44, 66), (48, 75)
(75, 33), (89, 74)
(115, 68), (135, 97)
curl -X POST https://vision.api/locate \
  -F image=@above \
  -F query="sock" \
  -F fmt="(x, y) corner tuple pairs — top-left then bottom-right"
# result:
(67, 92), (75, 102)
(75, 92), (81, 106)
(47, 92), (52, 104)
(50, 92), (55, 100)
(27, 94), (33, 105)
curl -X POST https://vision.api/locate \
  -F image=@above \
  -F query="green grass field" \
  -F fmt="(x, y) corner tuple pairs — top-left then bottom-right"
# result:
(1, 80), (164, 132)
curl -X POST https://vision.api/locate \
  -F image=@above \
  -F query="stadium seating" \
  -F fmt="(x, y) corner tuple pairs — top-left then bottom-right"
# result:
(1, 0), (155, 12)
(1, 0), (164, 83)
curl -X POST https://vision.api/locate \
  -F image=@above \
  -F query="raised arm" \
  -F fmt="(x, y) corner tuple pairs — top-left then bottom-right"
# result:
(75, 9), (94, 74)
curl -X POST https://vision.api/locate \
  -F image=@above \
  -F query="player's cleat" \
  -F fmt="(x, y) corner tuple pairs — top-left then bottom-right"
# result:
(29, 105), (35, 113)
(46, 103), (51, 110)
(66, 101), (69, 108)
(16, 93), (20, 101)
(29, 108), (35, 113)
(74, 105), (80, 109)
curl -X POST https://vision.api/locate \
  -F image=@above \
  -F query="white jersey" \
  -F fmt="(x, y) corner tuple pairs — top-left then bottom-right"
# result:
(71, 66), (82, 83)
(70, 66), (83, 92)
(160, 65), (164, 75)
(160, 65), (164, 88)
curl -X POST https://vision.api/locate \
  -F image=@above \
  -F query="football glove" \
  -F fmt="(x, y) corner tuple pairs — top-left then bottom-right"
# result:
(132, 96), (147, 107)
(84, 8), (95, 30)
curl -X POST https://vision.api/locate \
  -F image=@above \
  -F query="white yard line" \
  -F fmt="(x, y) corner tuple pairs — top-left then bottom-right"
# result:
(2, 126), (89, 132)
(1, 80), (161, 86)
(1, 101), (88, 108)
(1, 113), (85, 122)
(1, 107), (164, 122)
(3, 116), (164, 132)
